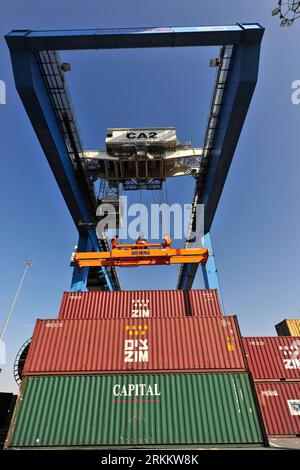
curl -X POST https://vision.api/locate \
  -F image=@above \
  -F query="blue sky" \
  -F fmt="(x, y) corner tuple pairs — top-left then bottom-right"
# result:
(0, 1), (300, 392)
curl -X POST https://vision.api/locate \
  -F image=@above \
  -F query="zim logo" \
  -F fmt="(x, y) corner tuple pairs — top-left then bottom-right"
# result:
(131, 299), (150, 318)
(126, 131), (158, 140)
(124, 325), (149, 363)
(283, 358), (300, 369)
(279, 340), (300, 369)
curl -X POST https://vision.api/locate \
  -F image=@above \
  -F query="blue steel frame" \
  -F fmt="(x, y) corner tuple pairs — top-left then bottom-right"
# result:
(70, 232), (93, 292)
(5, 24), (264, 298)
(201, 233), (225, 312)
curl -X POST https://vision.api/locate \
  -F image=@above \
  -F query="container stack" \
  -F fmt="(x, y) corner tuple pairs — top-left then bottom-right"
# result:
(243, 337), (300, 437)
(6, 289), (267, 449)
(275, 319), (300, 337)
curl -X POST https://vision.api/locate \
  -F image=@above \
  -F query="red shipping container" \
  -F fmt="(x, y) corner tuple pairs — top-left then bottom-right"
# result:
(24, 316), (245, 375)
(58, 289), (223, 319)
(243, 337), (300, 381)
(255, 382), (300, 436)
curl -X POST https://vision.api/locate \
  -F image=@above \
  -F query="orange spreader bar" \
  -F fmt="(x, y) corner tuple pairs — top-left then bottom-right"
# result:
(74, 236), (209, 268)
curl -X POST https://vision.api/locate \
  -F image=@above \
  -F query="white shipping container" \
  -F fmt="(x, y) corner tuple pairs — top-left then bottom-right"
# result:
(106, 127), (178, 150)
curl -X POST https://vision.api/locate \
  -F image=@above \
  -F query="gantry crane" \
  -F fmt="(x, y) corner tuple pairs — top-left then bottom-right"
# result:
(6, 24), (264, 304)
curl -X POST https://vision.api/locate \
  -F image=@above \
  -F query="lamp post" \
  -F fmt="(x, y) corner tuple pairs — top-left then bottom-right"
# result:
(0, 259), (33, 342)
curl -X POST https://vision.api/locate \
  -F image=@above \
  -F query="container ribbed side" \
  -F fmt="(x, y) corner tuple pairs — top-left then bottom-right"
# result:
(255, 381), (300, 436)
(242, 336), (300, 381)
(7, 373), (265, 448)
(58, 289), (223, 319)
(24, 316), (245, 375)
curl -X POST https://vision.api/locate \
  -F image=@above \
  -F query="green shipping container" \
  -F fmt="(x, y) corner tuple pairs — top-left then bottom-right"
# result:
(6, 373), (267, 448)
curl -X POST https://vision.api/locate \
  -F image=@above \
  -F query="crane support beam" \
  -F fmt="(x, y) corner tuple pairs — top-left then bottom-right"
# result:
(7, 50), (92, 226)
(201, 232), (224, 312)
(70, 233), (92, 292)
(203, 43), (263, 232)
(177, 32), (263, 289)
(5, 48), (119, 290)
(5, 24), (264, 51)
